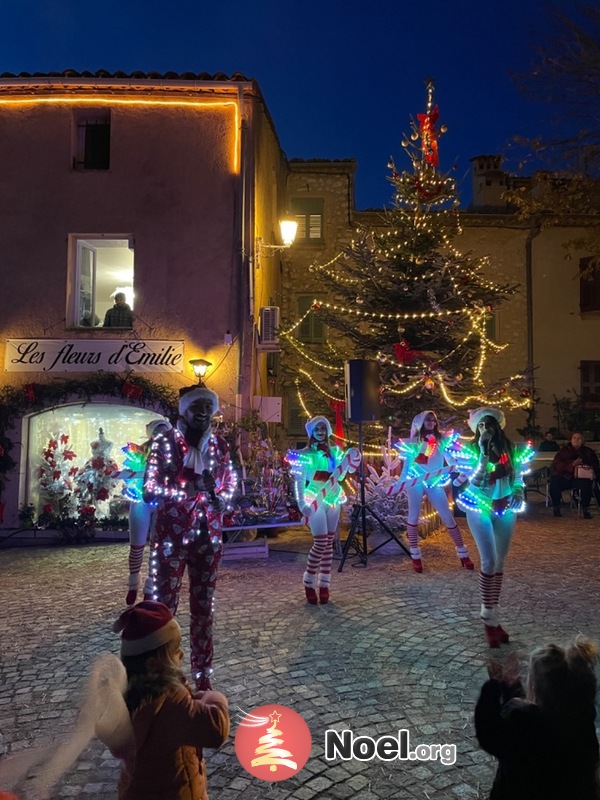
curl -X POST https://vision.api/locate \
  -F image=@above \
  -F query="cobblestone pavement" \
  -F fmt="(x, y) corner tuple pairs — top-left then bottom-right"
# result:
(1, 496), (600, 800)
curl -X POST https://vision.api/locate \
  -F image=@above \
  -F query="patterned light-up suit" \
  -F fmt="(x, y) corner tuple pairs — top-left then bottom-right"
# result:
(143, 387), (236, 689)
(394, 410), (474, 573)
(454, 407), (533, 648)
(287, 416), (360, 605)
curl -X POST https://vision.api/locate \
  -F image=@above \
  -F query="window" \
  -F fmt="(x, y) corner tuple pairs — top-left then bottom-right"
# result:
(73, 109), (111, 170)
(579, 257), (600, 313)
(484, 310), (497, 342)
(297, 296), (325, 343)
(68, 236), (134, 328)
(287, 391), (307, 437)
(290, 198), (324, 243)
(581, 361), (600, 403)
(24, 403), (164, 514)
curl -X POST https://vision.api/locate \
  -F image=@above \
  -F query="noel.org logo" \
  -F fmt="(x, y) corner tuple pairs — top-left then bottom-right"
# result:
(234, 704), (312, 782)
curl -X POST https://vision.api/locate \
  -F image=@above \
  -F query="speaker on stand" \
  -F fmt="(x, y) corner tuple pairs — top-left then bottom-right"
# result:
(338, 360), (410, 572)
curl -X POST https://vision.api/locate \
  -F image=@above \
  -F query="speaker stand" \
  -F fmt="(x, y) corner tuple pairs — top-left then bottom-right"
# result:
(338, 420), (410, 573)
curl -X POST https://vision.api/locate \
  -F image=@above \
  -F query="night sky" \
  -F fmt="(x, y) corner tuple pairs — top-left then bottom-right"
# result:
(1, 0), (575, 209)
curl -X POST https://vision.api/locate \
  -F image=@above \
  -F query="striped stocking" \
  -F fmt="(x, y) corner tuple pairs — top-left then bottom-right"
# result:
(479, 571), (497, 626)
(492, 572), (504, 607)
(126, 544), (146, 605)
(317, 532), (335, 589)
(128, 544), (145, 576)
(406, 523), (421, 558)
(446, 524), (465, 549)
(304, 535), (329, 589)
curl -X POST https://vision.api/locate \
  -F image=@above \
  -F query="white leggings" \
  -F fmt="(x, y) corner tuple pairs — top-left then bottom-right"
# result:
(406, 484), (456, 528)
(466, 509), (515, 575)
(308, 504), (341, 536)
(129, 502), (155, 547)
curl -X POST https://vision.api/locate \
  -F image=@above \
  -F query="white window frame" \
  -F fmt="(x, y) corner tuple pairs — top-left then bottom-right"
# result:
(66, 234), (135, 329)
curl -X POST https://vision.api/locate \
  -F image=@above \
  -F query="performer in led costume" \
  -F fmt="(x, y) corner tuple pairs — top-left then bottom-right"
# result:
(454, 407), (534, 648)
(287, 416), (360, 605)
(392, 410), (474, 573)
(122, 419), (172, 606)
(143, 386), (237, 689)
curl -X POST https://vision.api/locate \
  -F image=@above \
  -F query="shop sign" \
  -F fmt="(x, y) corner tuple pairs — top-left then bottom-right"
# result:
(5, 339), (184, 373)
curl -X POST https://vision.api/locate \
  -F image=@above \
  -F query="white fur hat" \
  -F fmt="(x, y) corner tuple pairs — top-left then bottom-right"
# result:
(178, 387), (220, 417)
(410, 410), (437, 438)
(305, 415), (333, 439)
(146, 418), (172, 438)
(468, 407), (506, 433)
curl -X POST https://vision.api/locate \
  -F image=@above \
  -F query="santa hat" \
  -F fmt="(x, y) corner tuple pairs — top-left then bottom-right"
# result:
(178, 386), (220, 417)
(410, 410), (437, 438)
(305, 416), (333, 439)
(146, 418), (172, 438)
(468, 407), (506, 433)
(113, 601), (181, 657)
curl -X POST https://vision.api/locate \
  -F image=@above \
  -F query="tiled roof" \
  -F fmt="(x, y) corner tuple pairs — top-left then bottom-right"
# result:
(0, 70), (253, 81)
(0, 69), (253, 81)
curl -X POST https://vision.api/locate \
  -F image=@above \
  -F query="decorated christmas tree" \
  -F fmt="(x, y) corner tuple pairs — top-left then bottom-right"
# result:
(282, 81), (530, 442)
(74, 428), (120, 507)
(38, 432), (78, 513)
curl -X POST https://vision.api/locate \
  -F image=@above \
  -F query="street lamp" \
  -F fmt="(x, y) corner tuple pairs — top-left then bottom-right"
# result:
(189, 358), (212, 386)
(256, 215), (298, 254)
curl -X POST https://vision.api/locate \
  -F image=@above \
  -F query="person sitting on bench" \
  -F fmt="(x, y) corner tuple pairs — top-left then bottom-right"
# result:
(549, 432), (599, 519)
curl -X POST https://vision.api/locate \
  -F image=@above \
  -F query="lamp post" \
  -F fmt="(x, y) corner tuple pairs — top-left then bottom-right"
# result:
(189, 358), (212, 386)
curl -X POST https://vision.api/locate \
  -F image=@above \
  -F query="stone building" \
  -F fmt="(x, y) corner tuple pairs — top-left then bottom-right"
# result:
(277, 155), (600, 444)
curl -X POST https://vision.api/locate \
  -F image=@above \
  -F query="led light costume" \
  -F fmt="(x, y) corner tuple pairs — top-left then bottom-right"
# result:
(454, 407), (534, 648)
(143, 387), (236, 689)
(287, 416), (360, 605)
(393, 410), (474, 573)
(121, 419), (172, 606)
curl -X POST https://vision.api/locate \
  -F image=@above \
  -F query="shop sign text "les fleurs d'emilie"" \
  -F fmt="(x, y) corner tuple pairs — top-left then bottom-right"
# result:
(5, 339), (184, 373)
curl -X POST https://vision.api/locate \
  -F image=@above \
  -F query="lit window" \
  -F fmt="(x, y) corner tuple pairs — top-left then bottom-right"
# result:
(73, 109), (111, 170)
(297, 296), (325, 343)
(290, 198), (324, 243)
(68, 236), (134, 329)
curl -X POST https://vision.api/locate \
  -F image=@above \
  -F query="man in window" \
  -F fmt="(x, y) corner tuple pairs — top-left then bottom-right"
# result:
(103, 292), (133, 328)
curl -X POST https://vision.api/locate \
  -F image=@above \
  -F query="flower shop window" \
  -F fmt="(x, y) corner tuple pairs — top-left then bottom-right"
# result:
(23, 403), (167, 520)
(68, 236), (134, 328)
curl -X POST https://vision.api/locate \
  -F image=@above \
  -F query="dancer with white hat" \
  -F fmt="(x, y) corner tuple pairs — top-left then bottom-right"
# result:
(392, 410), (474, 574)
(455, 407), (534, 648)
(287, 416), (360, 605)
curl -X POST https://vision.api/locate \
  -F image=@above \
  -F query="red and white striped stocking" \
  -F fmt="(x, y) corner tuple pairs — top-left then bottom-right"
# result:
(479, 571), (497, 626)
(304, 535), (329, 589)
(317, 532), (335, 588)
(406, 523), (422, 560)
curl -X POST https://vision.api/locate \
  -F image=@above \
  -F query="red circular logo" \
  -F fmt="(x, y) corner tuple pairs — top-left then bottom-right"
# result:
(234, 704), (312, 782)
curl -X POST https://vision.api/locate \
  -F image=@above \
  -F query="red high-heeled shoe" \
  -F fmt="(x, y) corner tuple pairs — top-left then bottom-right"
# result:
(460, 556), (475, 570)
(319, 587), (330, 604)
(411, 558), (423, 574)
(495, 625), (510, 644)
(304, 587), (318, 605)
(484, 624), (501, 648)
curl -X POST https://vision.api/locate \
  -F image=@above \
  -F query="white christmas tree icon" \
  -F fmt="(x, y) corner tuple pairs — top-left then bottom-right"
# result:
(251, 710), (297, 773)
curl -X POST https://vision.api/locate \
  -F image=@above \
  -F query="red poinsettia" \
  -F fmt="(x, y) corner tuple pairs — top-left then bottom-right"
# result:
(60, 433), (69, 445)
(62, 449), (77, 461)
(96, 487), (109, 501)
